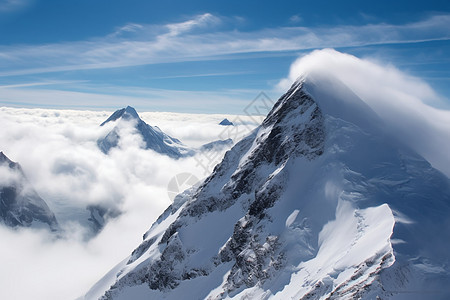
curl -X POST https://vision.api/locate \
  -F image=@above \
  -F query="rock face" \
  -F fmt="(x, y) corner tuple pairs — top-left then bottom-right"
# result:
(98, 106), (193, 158)
(86, 75), (450, 300)
(0, 152), (59, 231)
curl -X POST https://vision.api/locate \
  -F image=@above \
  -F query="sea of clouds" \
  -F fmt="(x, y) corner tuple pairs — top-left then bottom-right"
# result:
(0, 107), (258, 300)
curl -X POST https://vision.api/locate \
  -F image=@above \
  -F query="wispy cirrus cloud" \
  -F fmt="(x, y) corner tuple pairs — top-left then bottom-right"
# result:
(0, 80), (87, 89)
(108, 23), (145, 38)
(0, 13), (450, 76)
(165, 12), (220, 37)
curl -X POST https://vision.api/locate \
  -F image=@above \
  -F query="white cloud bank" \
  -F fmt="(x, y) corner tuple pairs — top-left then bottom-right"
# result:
(278, 49), (450, 177)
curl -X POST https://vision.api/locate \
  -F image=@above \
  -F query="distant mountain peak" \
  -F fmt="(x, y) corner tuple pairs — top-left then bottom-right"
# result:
(219, 118), (234, 126)
(97, 107), (193, 158)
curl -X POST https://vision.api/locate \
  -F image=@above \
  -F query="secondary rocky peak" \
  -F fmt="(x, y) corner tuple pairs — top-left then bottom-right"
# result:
(0, 151), (21, 173)
(0, 151), (59, 231)
(0, 151), (15, 164)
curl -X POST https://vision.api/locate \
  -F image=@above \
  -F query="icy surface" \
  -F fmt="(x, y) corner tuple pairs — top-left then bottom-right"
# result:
(86, 76), (450, 300)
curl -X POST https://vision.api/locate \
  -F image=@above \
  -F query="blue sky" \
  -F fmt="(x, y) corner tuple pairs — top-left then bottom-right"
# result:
(0, 0), (450, 113)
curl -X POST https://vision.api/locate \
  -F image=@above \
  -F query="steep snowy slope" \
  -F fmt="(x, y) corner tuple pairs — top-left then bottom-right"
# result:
(0, 152), (59, 231)
(86, 75), (450, 300)
(98, 106), (193, 158)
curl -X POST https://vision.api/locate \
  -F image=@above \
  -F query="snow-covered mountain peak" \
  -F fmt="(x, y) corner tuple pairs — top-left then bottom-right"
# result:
(97, 107), (193, 158)
(97, 106), (233, 158)
(86, 76), (450, 300)
(100, 106), (140, 126)
(219, 118), (233, 126)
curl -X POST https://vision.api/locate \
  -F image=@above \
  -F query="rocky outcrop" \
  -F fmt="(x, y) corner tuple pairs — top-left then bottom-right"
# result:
(0, 152), (59, 231)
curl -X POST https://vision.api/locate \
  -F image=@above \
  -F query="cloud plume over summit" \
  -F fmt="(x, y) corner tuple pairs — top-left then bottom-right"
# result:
(279, 49), (450, 177)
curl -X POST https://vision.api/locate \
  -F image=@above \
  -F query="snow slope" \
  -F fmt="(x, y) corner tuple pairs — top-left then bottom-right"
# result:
(85, 74), (450, 300)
